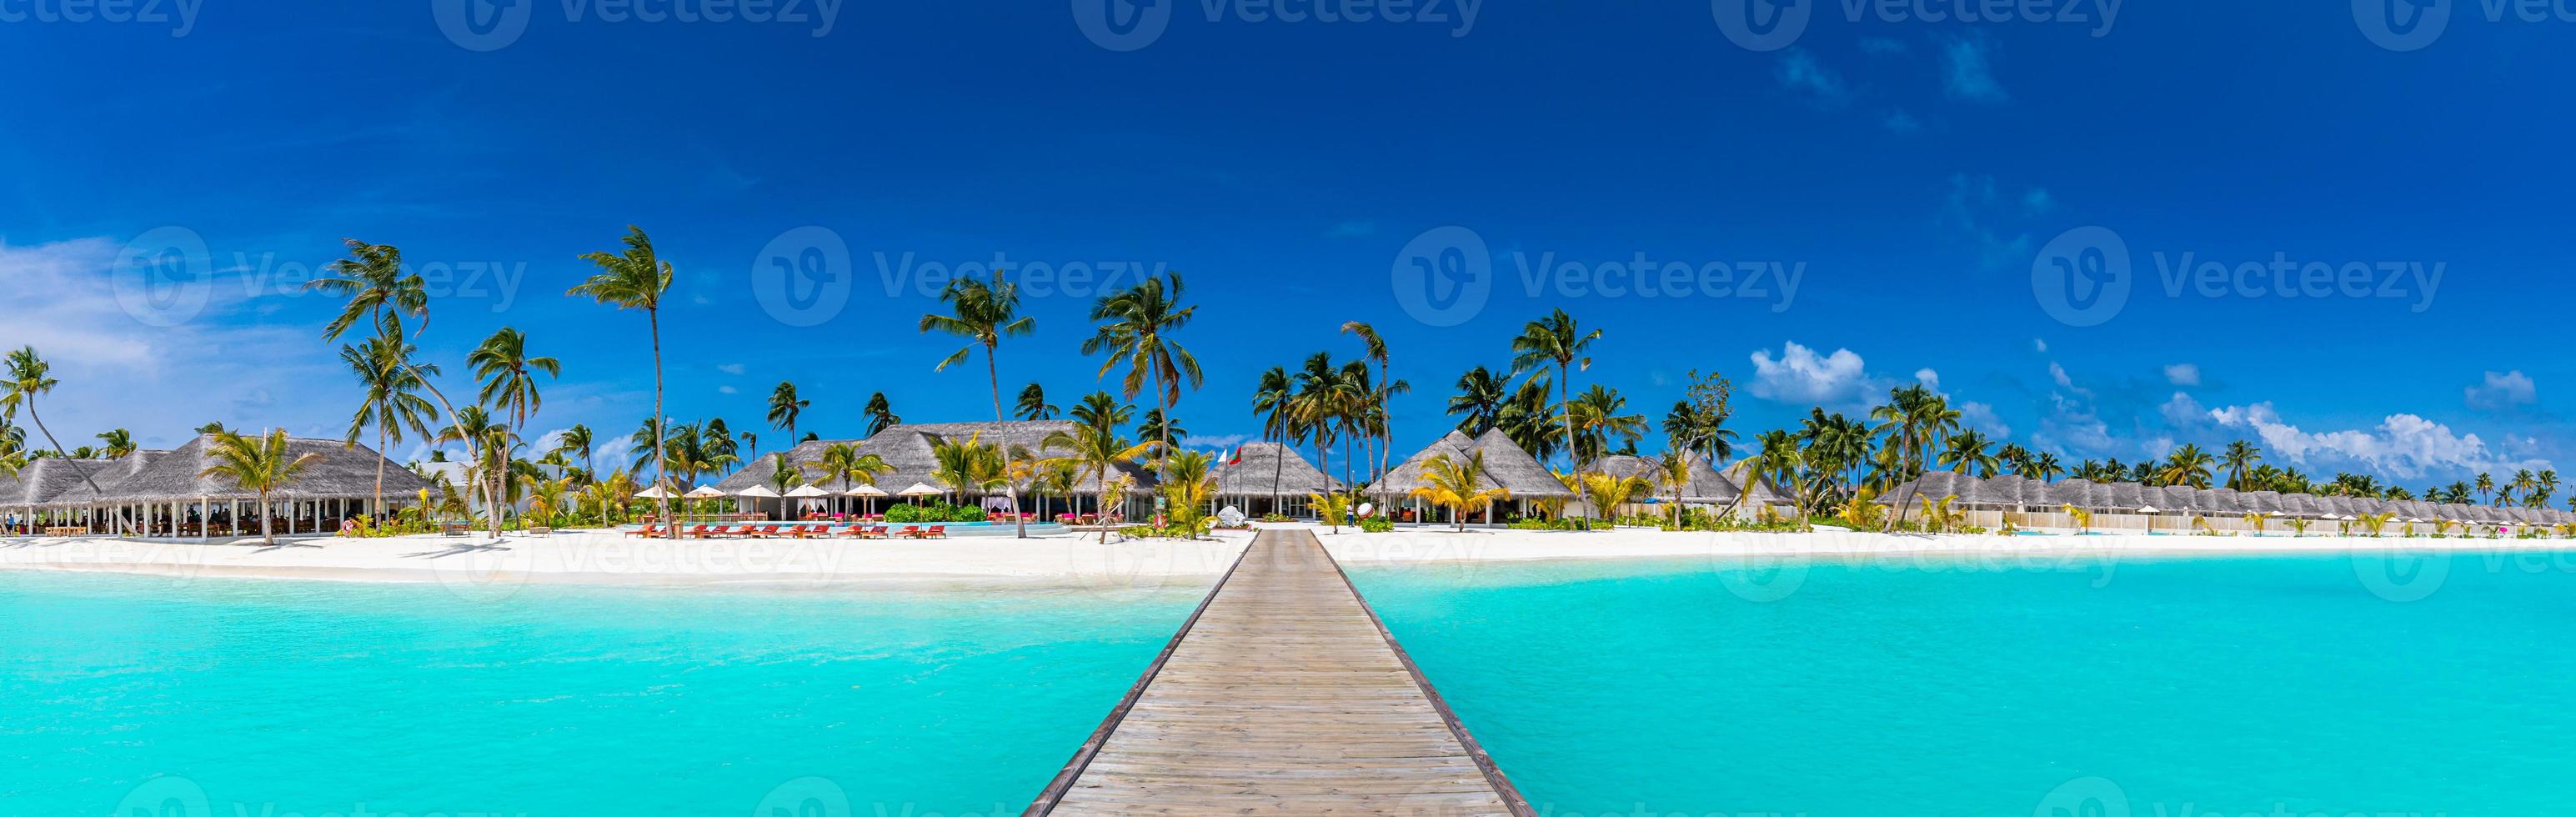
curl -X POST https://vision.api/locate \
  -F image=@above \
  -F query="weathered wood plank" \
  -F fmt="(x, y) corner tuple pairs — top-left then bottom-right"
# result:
(1026, 529), (1533, 816)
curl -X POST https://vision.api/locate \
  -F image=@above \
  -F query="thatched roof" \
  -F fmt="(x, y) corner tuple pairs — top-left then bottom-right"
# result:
(4, 457), (124, 506)
(1717, 460), (1794, 506)
(1369, 430), (1574, 499)
(1213, 442), (1340, 494)
(33, 434), (428, 504)
(712, 420), (1159, 497)
(1364, 430), (1476, 496)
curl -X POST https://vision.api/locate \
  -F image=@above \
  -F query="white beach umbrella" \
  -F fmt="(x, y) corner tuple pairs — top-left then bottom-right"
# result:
(684, 485), (727, 499)
(844, 484), (890, 515)
(896, 483), (942, 506)
(635, 484), (675, 499)
(735, 485), (781, 499)
(782, 484), (834, 520)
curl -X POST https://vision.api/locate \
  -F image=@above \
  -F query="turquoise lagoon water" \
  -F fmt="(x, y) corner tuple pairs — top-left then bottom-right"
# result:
(1350, 550), (2576, 817)
(0, 570), (1203, 816)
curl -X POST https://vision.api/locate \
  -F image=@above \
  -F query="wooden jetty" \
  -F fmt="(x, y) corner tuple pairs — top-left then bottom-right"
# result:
(1026, 529), (1533, 816)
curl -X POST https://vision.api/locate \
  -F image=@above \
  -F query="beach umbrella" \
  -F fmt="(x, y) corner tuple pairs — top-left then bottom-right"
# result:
(844, 484), (888, 515)
(684, 486), (727, 499)
(635, 484), (675, 499)
(784, 484), (832, 519)
(736, 484), (780, 520)
(897, 483), (942, 506)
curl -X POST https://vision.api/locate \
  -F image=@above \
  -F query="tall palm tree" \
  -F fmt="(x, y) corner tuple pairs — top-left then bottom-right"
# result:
(1341, 321), (1397, 504)
(1566, 384), (1646, 464)
(2509, 469), (2538, 509)
(2, 347), (123, 534)
(1082, 271), (1202, 483)
(921, 268), (1040, 538)
(1446, 365), (1509, 436)
(2220, 440), (2263, 491)
(1253, 366), (1294, 509)
(439, 406), (510, 527)
(1509, 309), (1601, 527)
(768, 381), (809, 444)
(199, 429), (323, 546)
(1870, 384), (1955, 530)
(863, 392), (900, 438)
(1939, 429), (1999, 478)
(1015, 383), (1057, 420)
(2475, 472), (2495, 506)
(571, 226), (676, 541)
(806, 442), (893, 515)
(309, 239), (499, 535)
(1138, 409), (1187, 449)
(1289, 352), (1361, 496)
(469, 327), (559, 539)
(1496, 378), (1561, 464)
(344, 336), (441, 522)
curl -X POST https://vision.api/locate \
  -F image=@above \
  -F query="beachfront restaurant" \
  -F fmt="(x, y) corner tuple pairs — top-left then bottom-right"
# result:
(709, 420), (1162, 524)
(1208, 442), (1337, 519)
(5, 434), (428, 539)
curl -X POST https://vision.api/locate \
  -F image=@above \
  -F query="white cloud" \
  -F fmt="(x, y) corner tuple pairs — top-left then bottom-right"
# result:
(1185, 434), (1251, 449)
(1959, 401), (2011, 439)
(2047, 362), (2074, 388)
(1773, 49), (1851, 108)
(716, 363), (747, 375)
(0, 237), (343, 445)
(717, 385), (739, 395)
(2205, 401), (2541, 479)
(1913, 368), (1941, 392)
(2159, 392), (2207, 428)
(1938, 33), (2009, 103)
(1748, 342), (1873, 408)
(2163, 363), (2202, 387)
(2464, 370), (2536, 411)
(2032, 338), (2048, 353)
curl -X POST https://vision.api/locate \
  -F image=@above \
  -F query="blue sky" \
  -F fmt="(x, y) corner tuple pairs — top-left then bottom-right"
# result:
(2, 2), (2569, 488)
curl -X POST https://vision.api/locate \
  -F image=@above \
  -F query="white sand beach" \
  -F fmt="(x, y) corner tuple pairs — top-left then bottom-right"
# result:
(5, 524), (2571, 598)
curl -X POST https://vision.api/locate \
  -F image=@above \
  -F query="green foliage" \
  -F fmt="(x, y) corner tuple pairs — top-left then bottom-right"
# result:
(1357, 517), (1394, 533)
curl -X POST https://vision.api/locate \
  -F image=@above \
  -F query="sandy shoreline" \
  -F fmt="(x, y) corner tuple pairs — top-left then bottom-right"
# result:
(4, 523), (2570, 595)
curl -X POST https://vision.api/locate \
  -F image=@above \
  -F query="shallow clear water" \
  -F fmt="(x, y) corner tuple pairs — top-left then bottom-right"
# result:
(1350, 549), (2576, 817)
(0, 570), (1202, 816)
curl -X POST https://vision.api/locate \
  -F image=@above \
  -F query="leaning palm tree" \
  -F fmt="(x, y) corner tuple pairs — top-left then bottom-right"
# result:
(553, 424), (596, 478)
(439, 406), (510, 528)
(921, 269), (1040, 537)
(343, 336), (440, 524)
(570, 226), (677, 541)
(768, 381), (809, 444)
(1082, 271), (1202, 482)
(1341, 321), (1398, 505)
(1509, 309), (1601, 527)
(309, 240), (509, 540)
(2, 347), (123, 534)
(198, 429), (323, 546)
(469, 327), (559, 539)
(1414, 451), (1511, 532)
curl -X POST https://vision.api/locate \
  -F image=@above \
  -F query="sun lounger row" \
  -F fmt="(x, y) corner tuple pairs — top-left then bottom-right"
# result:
(619, 524), (950, 539)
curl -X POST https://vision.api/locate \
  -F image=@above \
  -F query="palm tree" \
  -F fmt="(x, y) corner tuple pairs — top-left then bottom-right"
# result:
(1341, 321), (1397, 504)
(1566, 384), (1646, 463)
(570, 226), (676, 541)
(344, 337), (441, 523)
(1871, 384), (1955, 530)
(2159, 444), (2218, 489)
(921, 268), (1040, 538)
(1939, 429), (1999, 478)
(1044, 393), (1157, 541)
(2, 347), (123, 534)
(1015, 383), (1058, 420)
(764, 453), (806, 519)
(1447, 365), (1510, 436)
(553, 424), (595, 478)
(1289, 353), (1361, 498)
(439, 406), (510, 527)
(95, 429), (136, 459)
(768, 381), (809, 444)
(1253, 366), (1294, 510)
(1412, 451), (1511, 532)
(806, 443), (892, 514)
(1160, 449), (1221, 534)
(1138, 409), (1187, 449)
(2221, 440), (2262, 491)
(863, 392), (900, 438)
(1082, 271), (1202, 484)
(468, 327), (559, 539)
(198, 429), (323, 546)
(2509, 469), (2538, 509)
(1496, 378), (1561, 464)
(310, 239), (504, 534)
(1509, 309), (1601, 527)
(2475, 472), (2495, 506)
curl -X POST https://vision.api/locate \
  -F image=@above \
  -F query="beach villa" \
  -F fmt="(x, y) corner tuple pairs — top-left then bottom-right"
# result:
(1879, 470), (2568, 534)
(710, 420), (1160, 522)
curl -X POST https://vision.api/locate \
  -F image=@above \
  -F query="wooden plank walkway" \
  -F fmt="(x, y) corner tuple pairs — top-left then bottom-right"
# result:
(1027, 529), (1534, 816)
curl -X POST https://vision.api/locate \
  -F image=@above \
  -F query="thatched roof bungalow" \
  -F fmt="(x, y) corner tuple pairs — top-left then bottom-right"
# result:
(10, 434), (426, 538)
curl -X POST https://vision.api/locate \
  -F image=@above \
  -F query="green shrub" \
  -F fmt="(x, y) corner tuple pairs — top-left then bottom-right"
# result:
(1357, 517), (1393, 533)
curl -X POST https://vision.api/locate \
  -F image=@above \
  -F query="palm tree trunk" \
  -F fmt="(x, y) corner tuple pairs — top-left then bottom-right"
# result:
(987, 345), (1027, 539)
(26, 403), (120, 535)
(374, 427), (387, 529)
(259, 490), (274, 546)
(652, 308), (675, 543)
(1557, 362), (1585, 528)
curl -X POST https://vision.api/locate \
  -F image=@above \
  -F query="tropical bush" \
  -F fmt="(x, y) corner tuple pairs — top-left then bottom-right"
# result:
(1357, 517), (1394, 534)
